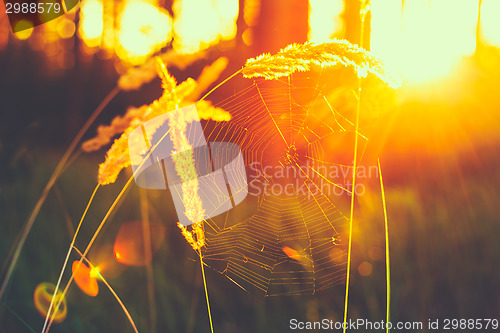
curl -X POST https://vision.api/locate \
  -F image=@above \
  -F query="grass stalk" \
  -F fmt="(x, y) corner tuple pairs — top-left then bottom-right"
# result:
(139, 188), (158, 333)
(378, 159), (391, 332)
(0, 86), (120, 303)
(46, 127), (172, 332)
(72, 247), (139, 333)
(41, 184), (100, 333)
(199, 251), (214, 333)
(343, 2), (369, 331)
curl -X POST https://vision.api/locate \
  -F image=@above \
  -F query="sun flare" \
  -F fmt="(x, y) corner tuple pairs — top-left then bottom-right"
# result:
(371, 0), (479, 84)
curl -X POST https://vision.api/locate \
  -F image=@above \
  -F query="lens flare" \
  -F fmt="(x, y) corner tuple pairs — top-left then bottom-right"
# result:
(33, 282), (67, 323)
(72, 260), (99, 297)
(113, 221), (167, 266)
(282, 246), (301, 261)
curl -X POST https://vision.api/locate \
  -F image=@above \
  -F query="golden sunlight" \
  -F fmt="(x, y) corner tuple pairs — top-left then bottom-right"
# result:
(172, 0), (238, 53)
(78, 0), (104, 48)
(216, 0), (239, 39)
(308, 0), (344, 42)
(371, 0), (479, 84)
(480, 0), (500, 47)
(117, 0), (173, 64)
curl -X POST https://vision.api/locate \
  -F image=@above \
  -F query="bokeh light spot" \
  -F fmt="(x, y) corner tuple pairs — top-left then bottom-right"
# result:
(117, 1), (172, 64)
(57, 18), (76, 39)
(33, 282), (67, 323)
(79, 0), (104, 47)
(357, 261), (373, 277)
(14, 20), (34, 40)
(114, 221), (166, 267)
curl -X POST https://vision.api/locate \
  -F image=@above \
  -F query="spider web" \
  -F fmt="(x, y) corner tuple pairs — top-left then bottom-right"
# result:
(184, 67), (371, 296)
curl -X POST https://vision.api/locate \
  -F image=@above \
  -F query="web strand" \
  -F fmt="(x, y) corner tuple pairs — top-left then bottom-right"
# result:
(195, 68), (369, 296)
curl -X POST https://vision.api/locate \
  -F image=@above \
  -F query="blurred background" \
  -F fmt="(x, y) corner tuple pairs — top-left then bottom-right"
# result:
(1, 0), (500, 332)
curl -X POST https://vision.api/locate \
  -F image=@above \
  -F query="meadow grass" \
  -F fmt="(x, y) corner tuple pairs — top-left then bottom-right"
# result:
(0, 5), (409, 332)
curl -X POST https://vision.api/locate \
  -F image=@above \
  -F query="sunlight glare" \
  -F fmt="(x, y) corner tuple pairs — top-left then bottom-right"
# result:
(117, 0), (172, 64)
(480, 0), (500, 47)
(371, 0), (479, 83)
(308, 0), (344, 42)
(173, 0), (238, 53)
(79, 0), (104, 48)
(215, 0), (239, 40)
